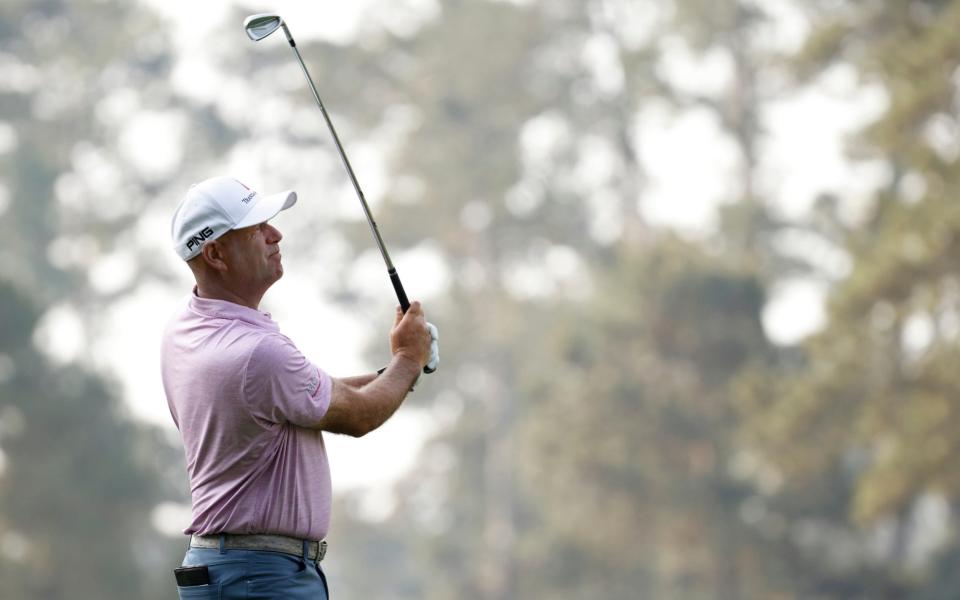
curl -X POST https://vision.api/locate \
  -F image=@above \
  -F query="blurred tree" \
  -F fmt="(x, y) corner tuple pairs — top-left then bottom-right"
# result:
(377, 1), (657, 598)
(0, 281), (183, 598)
(313, 0), (811, 598)
(737, 0), (960, 597)
(515, 238), (809, 600)
(0, 1), (198, 597)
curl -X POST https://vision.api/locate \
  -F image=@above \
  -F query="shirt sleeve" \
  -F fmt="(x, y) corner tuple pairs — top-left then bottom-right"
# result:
(242, 333), (332, 428)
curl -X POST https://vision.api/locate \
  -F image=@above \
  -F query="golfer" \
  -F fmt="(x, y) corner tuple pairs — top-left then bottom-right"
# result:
(161, 176), (434, 599)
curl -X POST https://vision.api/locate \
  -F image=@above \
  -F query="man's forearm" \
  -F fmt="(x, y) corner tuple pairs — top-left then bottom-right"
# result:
(340, 373), (378, 388)
(352, 355), (421, 433)
(323, 355), (421, 437)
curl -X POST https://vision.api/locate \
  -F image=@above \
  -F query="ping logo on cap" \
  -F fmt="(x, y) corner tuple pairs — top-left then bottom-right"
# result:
(186, 226), (215, 251)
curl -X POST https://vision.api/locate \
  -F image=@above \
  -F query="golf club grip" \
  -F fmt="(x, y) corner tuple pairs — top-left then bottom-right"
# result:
(389, 268), (437, 374)
(389, 268), (410, 313)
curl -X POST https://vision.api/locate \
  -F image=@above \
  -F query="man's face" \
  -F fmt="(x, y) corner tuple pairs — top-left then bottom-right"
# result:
(218, 221), (284, 292)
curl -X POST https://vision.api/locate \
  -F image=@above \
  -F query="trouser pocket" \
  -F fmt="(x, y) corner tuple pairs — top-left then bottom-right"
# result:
(177, 583), (219, 599)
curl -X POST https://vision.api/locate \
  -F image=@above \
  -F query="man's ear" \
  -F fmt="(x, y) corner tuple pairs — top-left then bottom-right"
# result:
(200, 240), (229, 272)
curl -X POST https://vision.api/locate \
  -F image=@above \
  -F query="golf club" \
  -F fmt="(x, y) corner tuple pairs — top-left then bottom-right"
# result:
(244, 13), (438, 374)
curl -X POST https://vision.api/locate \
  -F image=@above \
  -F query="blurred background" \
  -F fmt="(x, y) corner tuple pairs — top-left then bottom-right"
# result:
(1, 0), (959, 597)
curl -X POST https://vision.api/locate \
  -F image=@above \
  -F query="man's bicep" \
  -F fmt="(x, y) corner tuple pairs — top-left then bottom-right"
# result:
(243, 335), (332, 427)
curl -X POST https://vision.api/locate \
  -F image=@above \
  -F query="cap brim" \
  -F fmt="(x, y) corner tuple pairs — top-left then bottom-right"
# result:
(233, 190), (297, 229)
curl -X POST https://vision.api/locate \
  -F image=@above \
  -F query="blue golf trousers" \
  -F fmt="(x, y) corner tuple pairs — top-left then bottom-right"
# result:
(177, 541), (329, 599)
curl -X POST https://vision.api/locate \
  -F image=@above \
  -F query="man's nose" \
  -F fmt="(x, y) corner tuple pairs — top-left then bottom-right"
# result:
(264, 223), (283, 243)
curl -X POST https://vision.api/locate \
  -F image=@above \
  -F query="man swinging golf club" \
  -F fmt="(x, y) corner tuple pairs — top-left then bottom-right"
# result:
(161, 176), (437, 599)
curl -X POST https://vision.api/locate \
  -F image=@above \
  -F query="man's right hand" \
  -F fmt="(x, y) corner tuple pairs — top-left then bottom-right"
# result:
(390, 301), (432, 368)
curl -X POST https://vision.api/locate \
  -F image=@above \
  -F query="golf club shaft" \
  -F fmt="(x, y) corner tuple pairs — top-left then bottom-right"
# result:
(283, 29), (411, 313)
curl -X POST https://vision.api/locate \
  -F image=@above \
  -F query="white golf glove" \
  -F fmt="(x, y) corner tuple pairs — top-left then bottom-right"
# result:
(425, 322), (439, 373)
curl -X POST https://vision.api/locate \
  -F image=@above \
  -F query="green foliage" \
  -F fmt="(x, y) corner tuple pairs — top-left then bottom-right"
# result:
(736, 0), (960, 596)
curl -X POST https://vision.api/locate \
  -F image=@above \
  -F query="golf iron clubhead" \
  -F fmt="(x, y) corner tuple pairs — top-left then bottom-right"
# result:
(244, 13), (437, 374)
(243, 14), (284, 41)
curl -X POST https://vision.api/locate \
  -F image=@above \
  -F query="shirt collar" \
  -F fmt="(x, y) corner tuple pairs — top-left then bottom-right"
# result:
(187, 286), (279, 332)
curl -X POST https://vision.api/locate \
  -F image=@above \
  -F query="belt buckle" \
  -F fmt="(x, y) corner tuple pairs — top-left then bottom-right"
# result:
(315, 540), (327, 564)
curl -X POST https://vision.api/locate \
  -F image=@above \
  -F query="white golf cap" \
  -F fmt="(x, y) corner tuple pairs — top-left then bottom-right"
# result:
(171, 176), (297, 261)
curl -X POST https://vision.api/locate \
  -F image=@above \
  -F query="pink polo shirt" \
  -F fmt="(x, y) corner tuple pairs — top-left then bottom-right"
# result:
(160, 290), (333, 541)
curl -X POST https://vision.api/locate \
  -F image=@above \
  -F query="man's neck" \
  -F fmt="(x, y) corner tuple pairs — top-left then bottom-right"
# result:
(195, 282), (263, 311)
